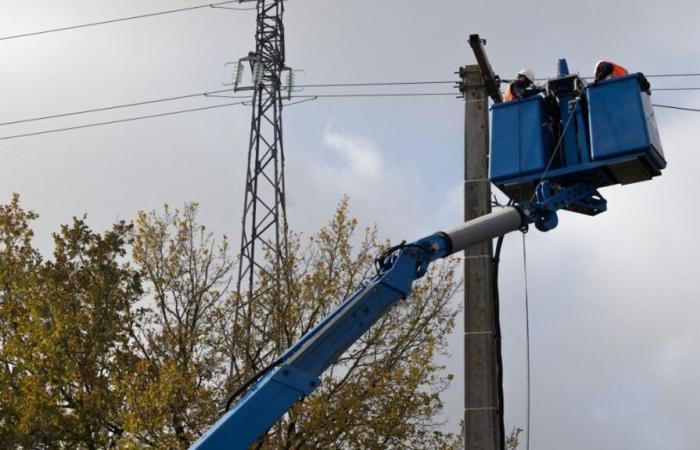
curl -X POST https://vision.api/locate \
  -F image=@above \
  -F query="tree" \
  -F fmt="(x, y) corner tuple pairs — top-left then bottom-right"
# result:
(118, 203), (233, 448)
(0, 196), (461, 449)
(217, 198), (461, 449)
(0, 195), (142, 449)
(0, 195), (43, 447)
(506, 427), (523, 450)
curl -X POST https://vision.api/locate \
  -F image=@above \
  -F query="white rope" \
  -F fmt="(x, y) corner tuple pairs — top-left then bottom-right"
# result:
(521, 233), (531, 450)
(528, 98), (580, 202)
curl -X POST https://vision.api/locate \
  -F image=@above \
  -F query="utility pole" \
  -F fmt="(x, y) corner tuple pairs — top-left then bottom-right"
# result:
(460, 33), (504, 450)
(235, 0), (290, 298)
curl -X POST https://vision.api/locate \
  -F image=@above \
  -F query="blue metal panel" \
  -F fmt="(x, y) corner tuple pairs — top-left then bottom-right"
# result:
(490, 96), (550, 182)
(490, 68), (666, 208)
(640, 90), (665, 161)
(286, 254), (417, 375)
(190, 369), (307, 450)
(558, 93), (581, 167)
(574, 101), (591, 164)
(588, 75), (656, 161)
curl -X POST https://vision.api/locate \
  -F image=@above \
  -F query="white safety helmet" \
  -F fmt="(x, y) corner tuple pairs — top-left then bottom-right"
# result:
(517, 68), (535, 83)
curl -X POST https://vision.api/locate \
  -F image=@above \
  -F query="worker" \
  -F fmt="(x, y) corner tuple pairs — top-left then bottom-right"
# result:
(504, 68), (539, 101)
(593, 60), (629, 84)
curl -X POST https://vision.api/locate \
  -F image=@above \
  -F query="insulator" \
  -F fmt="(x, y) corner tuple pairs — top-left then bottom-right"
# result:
(286, 71), (294, 99)
(252, 62), (264, 86)
(233, 62), (244, 90)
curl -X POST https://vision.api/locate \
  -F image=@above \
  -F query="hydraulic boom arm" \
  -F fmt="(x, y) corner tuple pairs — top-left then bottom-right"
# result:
(191, 182), (605, 449)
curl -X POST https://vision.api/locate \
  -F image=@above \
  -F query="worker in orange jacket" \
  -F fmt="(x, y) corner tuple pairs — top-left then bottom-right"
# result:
(593, 60), (629, 84)
(504, 68), (539, 101)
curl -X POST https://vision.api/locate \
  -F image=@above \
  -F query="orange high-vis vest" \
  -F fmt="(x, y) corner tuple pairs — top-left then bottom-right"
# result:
(596, 61), (629, 80)
(504, 84), (516, 101)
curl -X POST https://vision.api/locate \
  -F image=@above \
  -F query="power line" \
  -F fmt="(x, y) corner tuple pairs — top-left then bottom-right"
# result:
(0, 101), (246, 142)
(4, 79), (700, 128)
(295, 92), (457, 98)
(652, 103), (700, 112)
(293, 79), (700, 89)
(6, 79), (700, 128)
(2, 90), (699, 142)
(209, 5), (258, 10)
(516, 74), (700, 82)
(0, 89), (249, 127)
(0, 86), (461, 128)
(0, 92), (469, 142)
(0, 0), (253, 42)
(652, 87), (700, 91)
(293, 80), (457, 88)
(646, 73), (700, 78)
(283, 96), (318, 107)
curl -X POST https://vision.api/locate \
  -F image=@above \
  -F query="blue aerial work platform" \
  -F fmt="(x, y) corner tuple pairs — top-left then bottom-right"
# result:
(490, 69), (666, 212)
(189, 59), (668, 450)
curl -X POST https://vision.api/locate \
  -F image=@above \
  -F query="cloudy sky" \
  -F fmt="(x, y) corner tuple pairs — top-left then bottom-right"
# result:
(1, 1), (699, 448)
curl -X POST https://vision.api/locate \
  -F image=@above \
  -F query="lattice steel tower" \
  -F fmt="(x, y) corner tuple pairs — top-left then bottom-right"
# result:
(236, 0), (290, 297)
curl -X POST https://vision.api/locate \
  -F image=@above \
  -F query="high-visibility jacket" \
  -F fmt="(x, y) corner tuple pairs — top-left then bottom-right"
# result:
(595, 61), (629, 81)
(504, 84), (517, 101)
(504, 79), (538, 102)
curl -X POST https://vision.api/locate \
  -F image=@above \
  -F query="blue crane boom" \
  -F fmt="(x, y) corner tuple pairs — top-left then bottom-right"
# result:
(189, 186), (601, 450)
(191, 62), (666, 450)
(190, 207), (522, 450)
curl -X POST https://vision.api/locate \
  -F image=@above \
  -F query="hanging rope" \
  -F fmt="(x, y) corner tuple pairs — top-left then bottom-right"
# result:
(521, 233), (532, 450)
(529, 97), (580, 202)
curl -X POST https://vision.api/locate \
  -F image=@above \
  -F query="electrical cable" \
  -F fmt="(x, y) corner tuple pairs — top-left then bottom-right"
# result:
(645, 73), (700, 78)
(528, 99), (580, 202)
(209, 5), (258, 10)
(652, 87), (700, 91)
(293, 80), (457, 88)
(0, 0), (252, 41)
(0, 89), (248, 127)
(0, 101), (246, 141)
(516, 73), (700, 83)
(224, 236), (428, 415)
(374, 241), (431, 274)
(223, 358), (284, 413)
(2, 88), (700, 142)
(652, 104), (700, 112)
(283, 96), (318, 107)
(295, 93), (457, 98)
(521, 233), (531, 450)
(492, 213), (510, 450)
(4, 81), (700, 129)
(0, 86), (462, 128)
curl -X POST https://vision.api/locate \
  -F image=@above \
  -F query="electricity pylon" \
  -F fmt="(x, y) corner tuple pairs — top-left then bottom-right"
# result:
(234, 0), (291, 298)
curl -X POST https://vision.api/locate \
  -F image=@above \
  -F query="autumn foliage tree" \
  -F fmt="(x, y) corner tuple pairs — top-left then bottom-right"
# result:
(0, 196), (461, 449)
(0, 196), (141, 449)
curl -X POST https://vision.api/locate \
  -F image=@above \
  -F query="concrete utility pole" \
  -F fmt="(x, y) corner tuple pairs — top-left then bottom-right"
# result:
(460, 64), (503, 450)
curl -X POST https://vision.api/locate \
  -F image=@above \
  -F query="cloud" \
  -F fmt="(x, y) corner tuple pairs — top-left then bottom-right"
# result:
(322, 127), (383, 179)
(286, 125), (436, 242)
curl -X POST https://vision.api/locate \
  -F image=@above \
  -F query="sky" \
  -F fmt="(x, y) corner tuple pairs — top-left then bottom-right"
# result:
(1, 1), (700, 449)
